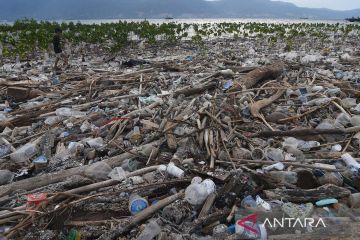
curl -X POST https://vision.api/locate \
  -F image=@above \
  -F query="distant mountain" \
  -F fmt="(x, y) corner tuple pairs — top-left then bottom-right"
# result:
(0, 0), (360, 21)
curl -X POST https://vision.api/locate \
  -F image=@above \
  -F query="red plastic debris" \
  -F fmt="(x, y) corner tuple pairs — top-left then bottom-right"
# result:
(26, 193), (48, 206)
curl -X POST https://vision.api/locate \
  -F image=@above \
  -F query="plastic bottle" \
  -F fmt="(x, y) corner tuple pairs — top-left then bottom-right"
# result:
(265, 148), (284, 161)
(334, 113), (351, 127)
(263, 162), (285, 172)
(52, 75), (60, 85)
(256, 195), (271, 211)
(10, 143), (38, 164)
(85, 137), (105, 149)
(166, 162), (184, 178)
(137, 220), (161, 240)
(129, 126), (142, 145)
(241, 195), (257, 208)
(44, 116), (62, 125)
(297, 141), (320, 151)
(55, 108), (86, 118)
(341, 153), (360, 174)
(129, 193), (149, 215)
(0, 144), (11, 158)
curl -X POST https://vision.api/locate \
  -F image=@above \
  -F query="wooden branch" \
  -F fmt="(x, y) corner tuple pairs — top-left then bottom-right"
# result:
(198, 193), (217, 219)
(0, 141), (158, 198)
(253, 126), (360, 138)
(229, 62), (285, 92)
(98, 192), (184, 240)
(174, 82), (217, 97)
(264, 184), (351, 203)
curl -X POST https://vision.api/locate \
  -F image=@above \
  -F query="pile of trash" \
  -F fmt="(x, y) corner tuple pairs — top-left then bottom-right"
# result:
(1, 35), (360, 240)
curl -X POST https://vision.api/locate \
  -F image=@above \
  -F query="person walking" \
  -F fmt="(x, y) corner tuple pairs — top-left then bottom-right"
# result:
(52, 27), (69, 70)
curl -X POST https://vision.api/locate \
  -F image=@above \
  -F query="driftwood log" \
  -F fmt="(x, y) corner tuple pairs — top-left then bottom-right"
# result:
(0, 141), (158, 198)
(252, 126), (360, 138)
(229, 62), (285, 92)
(174, 82), (217, 97)
(264, 184), (351, 203)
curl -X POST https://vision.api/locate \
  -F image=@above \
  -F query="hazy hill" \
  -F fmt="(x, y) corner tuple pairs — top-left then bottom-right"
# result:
(0, 0), (359, 20)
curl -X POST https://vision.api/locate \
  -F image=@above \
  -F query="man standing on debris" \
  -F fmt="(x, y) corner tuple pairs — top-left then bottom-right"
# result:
(53, 27), (69, 70)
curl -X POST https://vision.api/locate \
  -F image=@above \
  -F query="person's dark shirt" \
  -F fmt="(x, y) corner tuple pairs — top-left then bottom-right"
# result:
(53, 35), (62, 53)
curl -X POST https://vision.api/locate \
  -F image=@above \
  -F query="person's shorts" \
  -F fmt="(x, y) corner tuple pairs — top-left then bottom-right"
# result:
(55, 52), (67, 60)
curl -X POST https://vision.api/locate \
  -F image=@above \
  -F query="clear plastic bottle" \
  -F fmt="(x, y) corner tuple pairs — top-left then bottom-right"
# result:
(137, 220), (161, 240)
(10, 143), (38, 164)
(55, 108), (86, 118)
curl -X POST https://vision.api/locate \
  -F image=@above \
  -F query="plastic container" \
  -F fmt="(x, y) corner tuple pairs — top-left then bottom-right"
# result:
(241, 195), (257, 208)
(166, 162), (184, 178)
(235, 220), (267, 240)
(251, 148), (265, 160)
(185, 182), (209, 205)
(137, 220), (161, 240)
(213, 224), (228, 238)
(108, 167), (127, 181)
(129, 194), (149, 215)
(52, 75), (60, 85)
(201, 179), (216, 195)
(33, 155), (48, 171)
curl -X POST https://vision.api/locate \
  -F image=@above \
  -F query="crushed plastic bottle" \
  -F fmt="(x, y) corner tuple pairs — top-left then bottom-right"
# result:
(335, 113), (351, 127)
(263, 162), (285, 172)
(137, 220), (161, 240)
(265, 148), (284, 161)
(297, 141), (320, 151)
(55, 108), (86, 118)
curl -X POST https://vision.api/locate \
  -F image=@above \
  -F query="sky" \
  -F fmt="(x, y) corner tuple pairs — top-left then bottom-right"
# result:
(274, 0), (360, 10)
